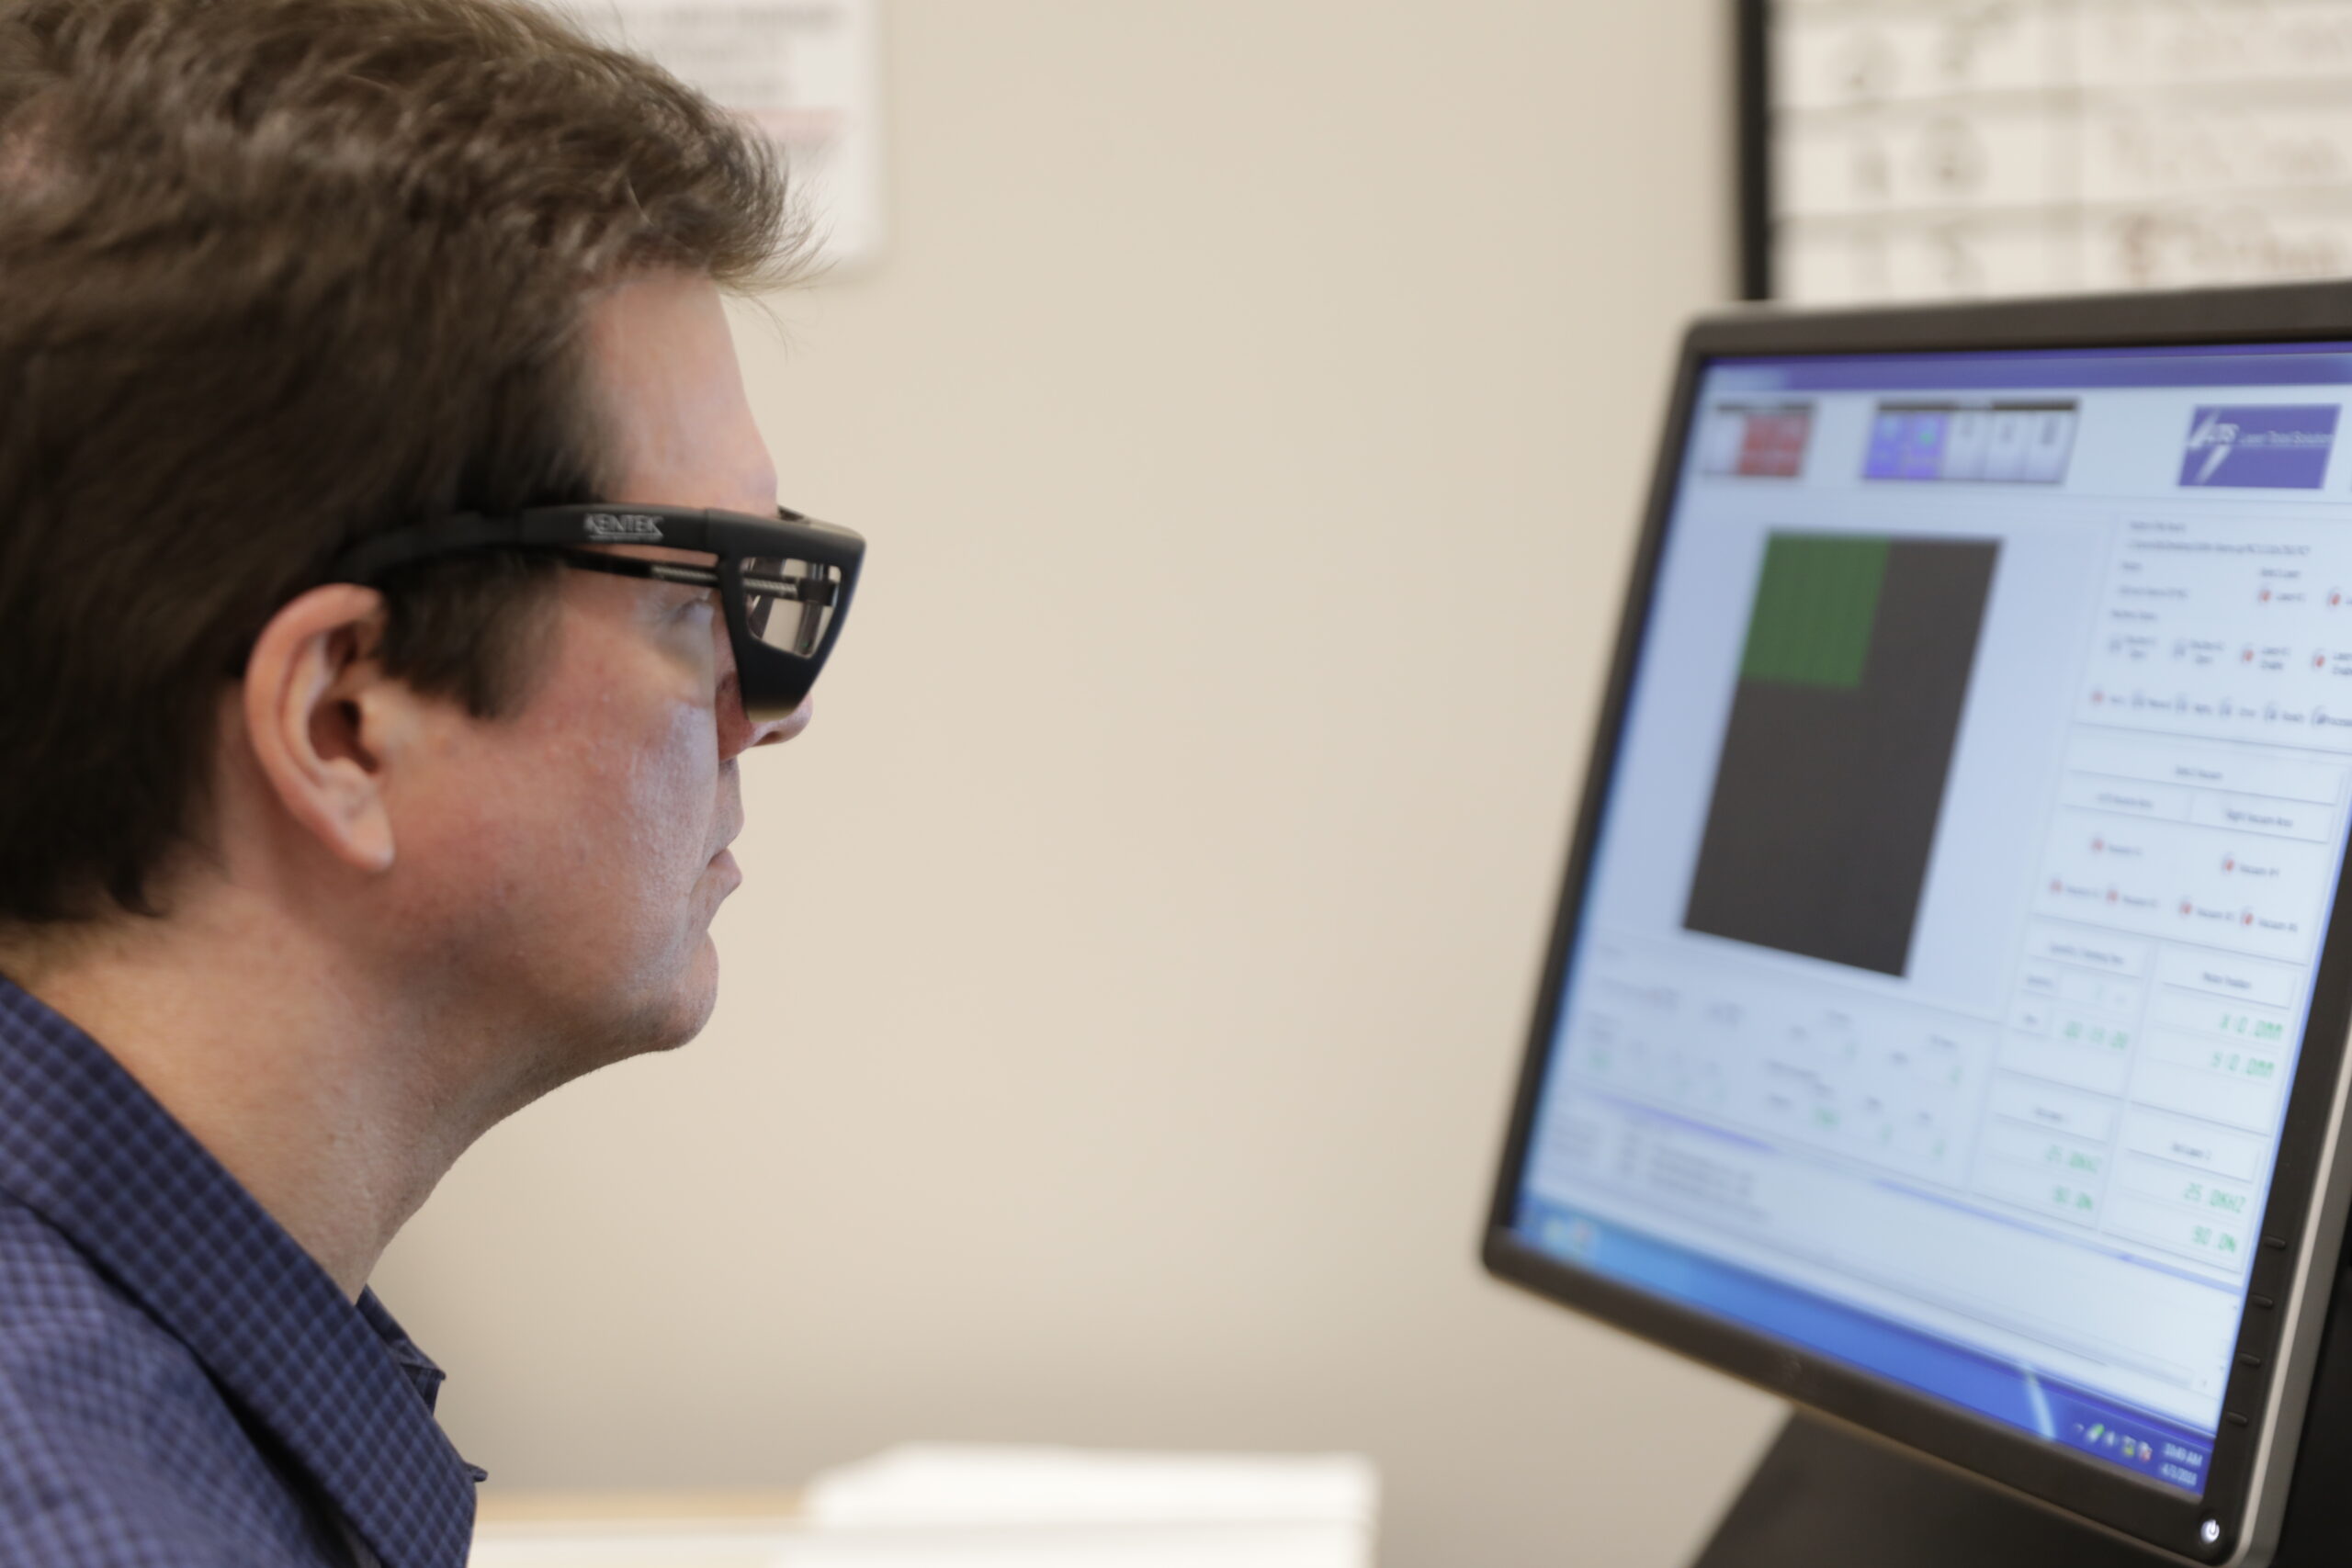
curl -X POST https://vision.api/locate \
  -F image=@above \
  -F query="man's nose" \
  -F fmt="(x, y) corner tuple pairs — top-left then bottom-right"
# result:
(717, 669), (810, 757)
(752, 697), (812, 749)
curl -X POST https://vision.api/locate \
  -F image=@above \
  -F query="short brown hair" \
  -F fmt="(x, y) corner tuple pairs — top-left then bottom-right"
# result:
(0, 0), (799, 926)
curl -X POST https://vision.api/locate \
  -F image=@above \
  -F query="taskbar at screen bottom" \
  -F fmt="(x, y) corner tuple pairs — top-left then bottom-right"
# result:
(1515, 1194), (2217, 1495)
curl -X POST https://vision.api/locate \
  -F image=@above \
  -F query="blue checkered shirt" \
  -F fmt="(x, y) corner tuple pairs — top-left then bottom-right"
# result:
(0, 975), (480, 1566)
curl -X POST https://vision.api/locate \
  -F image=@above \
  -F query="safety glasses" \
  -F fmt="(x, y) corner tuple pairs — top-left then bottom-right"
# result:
(324, 504), (865, 719)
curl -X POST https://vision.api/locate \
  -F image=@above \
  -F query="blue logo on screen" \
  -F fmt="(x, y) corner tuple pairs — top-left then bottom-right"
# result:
(2179, 405), (2339, 489)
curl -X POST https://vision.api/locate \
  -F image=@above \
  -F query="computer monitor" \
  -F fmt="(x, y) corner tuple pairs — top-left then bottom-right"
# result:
(1483, 283), (2352, 1568)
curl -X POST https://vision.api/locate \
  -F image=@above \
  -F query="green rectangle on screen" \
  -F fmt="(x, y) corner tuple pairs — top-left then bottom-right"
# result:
(1737, 534), (1890, 689)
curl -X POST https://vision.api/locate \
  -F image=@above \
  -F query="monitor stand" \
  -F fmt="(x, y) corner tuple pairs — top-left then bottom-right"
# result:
(1692, 1259), (2352, 1568)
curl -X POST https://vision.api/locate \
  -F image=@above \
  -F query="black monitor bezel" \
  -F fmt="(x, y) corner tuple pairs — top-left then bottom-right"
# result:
(1481, 279), (2352, 1566)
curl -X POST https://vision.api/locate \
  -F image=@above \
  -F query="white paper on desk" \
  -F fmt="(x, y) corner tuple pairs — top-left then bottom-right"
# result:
(803, 1444), (1378, 1527)
(468, 1446), (1379, 1568)
(473, 1526), (795, 1568)
(775, 1444), (1380, 1568)
(772, 1521), (1371, 1568)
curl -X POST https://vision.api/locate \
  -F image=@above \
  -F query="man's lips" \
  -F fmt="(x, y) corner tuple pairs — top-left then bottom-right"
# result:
(704, 696), (809, 884)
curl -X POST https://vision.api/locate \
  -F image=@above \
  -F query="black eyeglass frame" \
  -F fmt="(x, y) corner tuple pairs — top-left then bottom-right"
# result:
(323, 503), (865, 719)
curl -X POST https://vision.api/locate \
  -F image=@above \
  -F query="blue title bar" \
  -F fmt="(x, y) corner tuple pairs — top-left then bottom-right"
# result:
(1712, 343), (2352, 394)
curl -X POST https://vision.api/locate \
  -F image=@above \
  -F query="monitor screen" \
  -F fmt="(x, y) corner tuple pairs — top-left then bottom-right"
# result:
(1506, 342), (2352, 1503)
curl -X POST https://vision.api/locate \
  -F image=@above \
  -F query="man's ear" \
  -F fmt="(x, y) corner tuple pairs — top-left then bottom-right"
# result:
(239, 583), (410, 874)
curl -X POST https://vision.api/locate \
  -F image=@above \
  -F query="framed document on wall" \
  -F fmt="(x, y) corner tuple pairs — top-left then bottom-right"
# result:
(1740, 0), (2352, 305)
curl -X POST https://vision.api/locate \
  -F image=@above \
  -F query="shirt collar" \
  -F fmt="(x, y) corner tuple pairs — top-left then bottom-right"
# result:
(0, 975), (477, 1568)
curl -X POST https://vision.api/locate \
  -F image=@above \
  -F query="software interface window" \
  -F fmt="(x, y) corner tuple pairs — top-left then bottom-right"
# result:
(1515, 355), (2352, 1497)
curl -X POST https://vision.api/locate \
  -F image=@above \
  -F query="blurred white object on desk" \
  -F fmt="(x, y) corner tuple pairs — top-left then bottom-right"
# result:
(469, 1445), (1380, 1568)
(783, 1444), (1379, 1566)
(471, 1490), (800, 1568)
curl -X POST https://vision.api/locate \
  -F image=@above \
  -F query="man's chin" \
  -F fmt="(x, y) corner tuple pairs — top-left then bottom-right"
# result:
(631, 943), (722, 1059)
(546, 942), (723, 1085)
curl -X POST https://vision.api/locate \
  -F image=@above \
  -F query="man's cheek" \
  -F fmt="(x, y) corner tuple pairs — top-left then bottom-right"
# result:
(625, 709), (723, 878)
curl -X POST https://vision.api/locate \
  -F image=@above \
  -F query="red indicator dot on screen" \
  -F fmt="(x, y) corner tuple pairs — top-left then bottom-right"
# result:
(2245, 910), (2256, 926)
(2092, 689), (2105, 705)
(2262, 589), (2273, 602)
(2051, 878), (2064, 894)
(2335, 590), (2344, 606)
(2107, 887), (2119, 903)
(2318, 653), (2328, 669)
(2181, 900), (2194, 916)
(2245, 648), (2256, 662)
(2224, 856), (2235, 872)
(2093, 838), (2105, 852)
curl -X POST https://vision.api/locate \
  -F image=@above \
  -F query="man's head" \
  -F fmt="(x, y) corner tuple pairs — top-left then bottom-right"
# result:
(0, 0), (813, 1089)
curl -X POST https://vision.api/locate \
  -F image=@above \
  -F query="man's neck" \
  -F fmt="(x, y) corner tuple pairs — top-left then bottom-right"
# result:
(0, 889), (501, 1299)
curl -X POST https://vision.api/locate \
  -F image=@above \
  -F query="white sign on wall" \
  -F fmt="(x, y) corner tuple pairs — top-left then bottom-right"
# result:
(554, 0), (886, 272)
(1766, 0), (2352, 303)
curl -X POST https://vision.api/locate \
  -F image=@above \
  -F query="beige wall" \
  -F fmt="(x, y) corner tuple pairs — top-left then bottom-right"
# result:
(374, 3), (1788, 1564)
